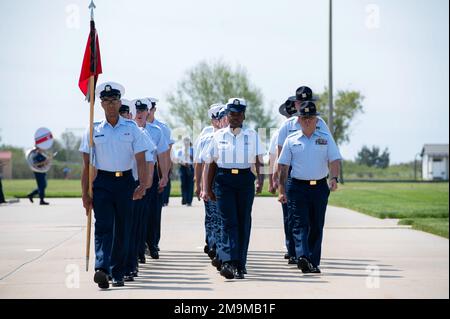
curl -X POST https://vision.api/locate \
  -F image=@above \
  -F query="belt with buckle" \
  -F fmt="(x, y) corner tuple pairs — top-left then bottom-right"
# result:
(98, 170), (132, 178)
(292, 177), (327, 186)
(218, 168), (251, 175)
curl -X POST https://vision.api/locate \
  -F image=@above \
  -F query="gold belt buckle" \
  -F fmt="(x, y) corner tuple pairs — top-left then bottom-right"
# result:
(309, 180), (317, 186)
(231, 169), (239, 175)
(115, 171), (123, 177)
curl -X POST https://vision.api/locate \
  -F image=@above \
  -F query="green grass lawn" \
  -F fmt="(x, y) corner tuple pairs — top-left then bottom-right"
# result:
(2, 179), (448, 238)
(327, 182), (449, 238)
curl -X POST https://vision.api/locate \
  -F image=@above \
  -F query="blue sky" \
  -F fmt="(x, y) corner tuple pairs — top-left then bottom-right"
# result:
(0, 0), (448, 163)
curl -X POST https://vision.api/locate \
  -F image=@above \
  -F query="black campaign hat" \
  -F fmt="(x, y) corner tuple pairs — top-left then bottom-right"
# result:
(294, 86), (318, 102)
(296, 101), (320, 116)
(278, 96), (297, 117)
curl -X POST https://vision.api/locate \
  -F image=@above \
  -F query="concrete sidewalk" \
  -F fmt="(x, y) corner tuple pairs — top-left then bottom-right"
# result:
(0, 198), (448, 299)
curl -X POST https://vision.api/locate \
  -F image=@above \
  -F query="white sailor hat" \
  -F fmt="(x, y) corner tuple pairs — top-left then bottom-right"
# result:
(217, 106), (228, 119)
(120, 98), (132, 113)
(207, 103), (224, 119)
(132, 98), (152, 111)
(147, 97), (159, 109)
(96, 82), (125, 99)
(226, 98), (247, 112)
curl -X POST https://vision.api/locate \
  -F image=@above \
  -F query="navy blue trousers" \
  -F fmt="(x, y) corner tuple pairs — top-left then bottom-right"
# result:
(204, 199), (215, 247)
(29, 172), (47, 201)
(282, 201), (296, 258)
(282, 177), (296, 258)
(92, 172), (134, 280)
(0, 178), (5, 203)
(162, 173), (171, 205)
(125, 180), (150, 275)
(215, 169), (255, 269)
(179, 165), (194, 205)
(146, 166), (162, 254)
(287, 179), (330, 267)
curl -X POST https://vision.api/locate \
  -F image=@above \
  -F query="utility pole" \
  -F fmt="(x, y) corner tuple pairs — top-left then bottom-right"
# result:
(328, 0), (334, 135)
(329, 0), (343, 183)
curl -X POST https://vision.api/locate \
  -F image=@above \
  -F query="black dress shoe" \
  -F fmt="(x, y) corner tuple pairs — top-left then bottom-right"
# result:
(288, 257), (297, 265)
(27, 194), (34, 203)
(124, 275), (134, 282)
(132, 271), (138, 278)
(211, 256), (221, 268)
(94, 270), (109, 289)
(311, 266), (321, 273)
(284, 253), (290, 260)
(204, 244), (210, 255)
(138, 257), (146, 264)
(242, 267), (247, 275)
(150, 251), (159, 259)
(297, 257), (315, 273)
(208, 248), (216, 260)
(234, 269), (245, 279)
(39, 201), (49, 205)
(220, 263), (235, 279)
(112, 279), (124, 287)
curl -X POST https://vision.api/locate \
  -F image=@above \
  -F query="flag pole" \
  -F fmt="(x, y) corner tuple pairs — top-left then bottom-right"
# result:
(86, 0), (97, 272)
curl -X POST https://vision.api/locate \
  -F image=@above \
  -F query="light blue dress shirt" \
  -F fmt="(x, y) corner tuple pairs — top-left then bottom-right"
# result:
(131, 128), (157, 181)
(277, 116), (330, 148)
(278, 130), (342, 180)
(79, 116), (150, 172)
(193, 126), (214, 163)
(177, 147), (194, 165)
(204, 126), (265, 169)
(143, 123), (169, 163)
(150, 118), (174, 145)
(196, 132), (215, 164)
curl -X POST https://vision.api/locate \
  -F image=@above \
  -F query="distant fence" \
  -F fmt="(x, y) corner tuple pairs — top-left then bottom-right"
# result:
(344, 179), (449, 183)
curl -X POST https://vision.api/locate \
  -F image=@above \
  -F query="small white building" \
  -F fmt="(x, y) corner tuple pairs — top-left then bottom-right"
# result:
(421, 144), (449, 181)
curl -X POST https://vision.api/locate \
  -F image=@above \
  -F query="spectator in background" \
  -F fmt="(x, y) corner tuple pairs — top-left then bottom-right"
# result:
(0, 164), (6, 204)
(177, 137), (194, 206)
(63, 167), (71, 180)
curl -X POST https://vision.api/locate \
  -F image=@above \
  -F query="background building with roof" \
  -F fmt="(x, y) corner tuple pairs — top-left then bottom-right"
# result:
(421, 144), (449, 181)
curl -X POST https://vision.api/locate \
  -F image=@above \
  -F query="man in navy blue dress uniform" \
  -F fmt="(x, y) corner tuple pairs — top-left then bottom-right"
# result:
(80, 82), (151, 289)
(278, 101), (341, 274)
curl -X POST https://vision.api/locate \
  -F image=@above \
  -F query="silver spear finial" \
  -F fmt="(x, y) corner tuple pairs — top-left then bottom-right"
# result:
(89, 0), (96, 21)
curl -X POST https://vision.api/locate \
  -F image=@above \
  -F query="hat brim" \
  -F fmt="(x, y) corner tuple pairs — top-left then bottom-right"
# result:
(227, 107), (246, 113)
(100, 91), (121, 98)
(294, 96), (319, 102)
(278, 103), (289, 117)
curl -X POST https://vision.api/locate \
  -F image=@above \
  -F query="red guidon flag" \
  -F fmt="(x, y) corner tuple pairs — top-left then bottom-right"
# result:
(78, 20), (102, 99)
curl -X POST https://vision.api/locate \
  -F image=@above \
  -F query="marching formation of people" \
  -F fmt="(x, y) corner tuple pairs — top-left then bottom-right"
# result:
(79, 81), (341, 289)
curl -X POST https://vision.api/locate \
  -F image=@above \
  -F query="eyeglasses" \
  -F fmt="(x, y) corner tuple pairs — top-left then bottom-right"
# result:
(101, 98), (120, 105)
